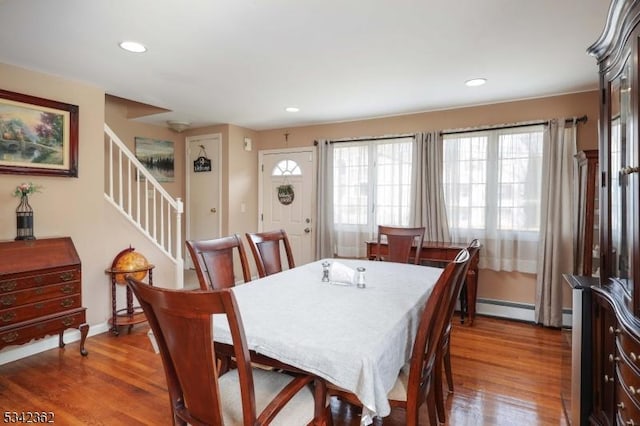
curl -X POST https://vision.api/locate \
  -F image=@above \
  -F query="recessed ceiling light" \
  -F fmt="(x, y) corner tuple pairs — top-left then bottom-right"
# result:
(285, 106), (300, 113)
(119, 41), (147, 53)
(465, 78), (487, 87)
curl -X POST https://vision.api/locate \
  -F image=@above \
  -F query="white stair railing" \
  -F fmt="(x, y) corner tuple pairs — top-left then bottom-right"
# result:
(104, 124), (184, 288)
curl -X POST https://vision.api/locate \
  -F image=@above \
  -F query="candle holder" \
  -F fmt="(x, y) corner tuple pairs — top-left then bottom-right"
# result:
(15, 194), (35, 241)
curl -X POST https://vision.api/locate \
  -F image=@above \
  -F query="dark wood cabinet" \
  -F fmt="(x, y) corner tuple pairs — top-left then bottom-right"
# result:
(575, 150), (599, 277)
(0, 237), (88, 356)
(588, 0), (640, 424)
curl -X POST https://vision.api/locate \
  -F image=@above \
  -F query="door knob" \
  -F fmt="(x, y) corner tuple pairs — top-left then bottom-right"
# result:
(210, 208), (217, 213)
(304, 228), (311, 234)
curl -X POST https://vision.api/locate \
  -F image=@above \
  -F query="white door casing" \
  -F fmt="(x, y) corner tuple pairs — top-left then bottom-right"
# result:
(259, 148), (316, 266)
(185, 134), (222, 269)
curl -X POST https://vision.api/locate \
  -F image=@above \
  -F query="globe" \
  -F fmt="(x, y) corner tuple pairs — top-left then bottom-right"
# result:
(113, 249), (149, 285)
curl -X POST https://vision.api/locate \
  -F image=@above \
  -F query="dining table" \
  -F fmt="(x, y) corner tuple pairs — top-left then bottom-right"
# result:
(212, 258), (444, 425)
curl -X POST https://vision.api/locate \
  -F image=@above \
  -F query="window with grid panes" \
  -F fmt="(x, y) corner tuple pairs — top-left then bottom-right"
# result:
(333, 138), (413, 233)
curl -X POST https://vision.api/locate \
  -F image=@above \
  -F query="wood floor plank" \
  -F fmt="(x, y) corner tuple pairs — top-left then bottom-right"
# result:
(0, 315), (569, 425)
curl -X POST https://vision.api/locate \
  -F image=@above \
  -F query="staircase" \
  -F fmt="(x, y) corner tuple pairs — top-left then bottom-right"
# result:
(104, 124), (184, 287)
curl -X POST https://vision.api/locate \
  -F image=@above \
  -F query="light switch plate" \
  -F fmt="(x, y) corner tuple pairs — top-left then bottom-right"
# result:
(243, 137), (252, 151)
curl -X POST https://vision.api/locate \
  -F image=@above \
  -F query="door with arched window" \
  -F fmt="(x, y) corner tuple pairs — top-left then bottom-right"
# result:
(259, 148), (316, 266)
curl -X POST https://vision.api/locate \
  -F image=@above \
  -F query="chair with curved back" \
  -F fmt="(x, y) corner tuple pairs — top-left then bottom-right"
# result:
(376, 225), (426, 264)
(328, 248), (470, 426)
(186, 234), (251, 290)
(245, 229), (295, 278)
(125, 276), (328, 426)
(434, 238), (481, 423)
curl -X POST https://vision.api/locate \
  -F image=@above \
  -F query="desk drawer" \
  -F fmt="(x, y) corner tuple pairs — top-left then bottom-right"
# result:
(617, 369), (640, 425)
(0, 295), (81, 326)
(620, 329), (640, 374)
(0, 309), (86, 348)
(0, 268), (80, 293)
(0, 282), (80, 308)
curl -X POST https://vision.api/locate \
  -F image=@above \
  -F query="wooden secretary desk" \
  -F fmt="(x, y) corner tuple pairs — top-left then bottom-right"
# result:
(0, 237), (89, 356)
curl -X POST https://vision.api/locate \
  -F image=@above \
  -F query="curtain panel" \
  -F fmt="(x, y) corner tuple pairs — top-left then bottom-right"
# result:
(410, 132), (450, 242)
(535, 119), (577, 327)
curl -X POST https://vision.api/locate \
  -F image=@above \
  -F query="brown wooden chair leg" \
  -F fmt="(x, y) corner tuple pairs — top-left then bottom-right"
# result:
(434, 353), (446, 423)
(426, 386), (439, 426)
(444, 341), (454, 393)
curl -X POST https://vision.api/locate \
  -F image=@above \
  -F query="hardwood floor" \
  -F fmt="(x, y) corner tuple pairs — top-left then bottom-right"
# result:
(0, 315), (569, 425)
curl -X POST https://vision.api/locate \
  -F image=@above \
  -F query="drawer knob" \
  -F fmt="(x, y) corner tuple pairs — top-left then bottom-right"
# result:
(61, 317), (74, 327)
(0, 281), (17, 292)
(630, 386), (637, 395)
(618, 401), (626, 410)
(632, 352), (638, 362)
(621, 166), (640, 175)
(1, 332), (18, 343)
(60, 298), (74, 308)
(610, 326), (621, 335)
(605, 374), (614, 383)
(627, 420), (635, 426)
(61, 284), (75, 294)
(0, 312), (16, 323)
(60, 272), (74, 282)
(610, 354), (620, 363)
(0, 295), (16, 306)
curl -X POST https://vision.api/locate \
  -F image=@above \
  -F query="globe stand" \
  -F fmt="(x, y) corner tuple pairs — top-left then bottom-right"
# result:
(105, 247), (154, 336)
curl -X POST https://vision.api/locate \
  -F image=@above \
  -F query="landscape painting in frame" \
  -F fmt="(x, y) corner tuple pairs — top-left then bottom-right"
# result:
(0, 89), (79, 177)
(135, 137), (175, 182)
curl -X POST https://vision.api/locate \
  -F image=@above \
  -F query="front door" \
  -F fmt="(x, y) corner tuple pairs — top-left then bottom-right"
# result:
(259, 148), (316, 266)
(186, 134), (221, 268)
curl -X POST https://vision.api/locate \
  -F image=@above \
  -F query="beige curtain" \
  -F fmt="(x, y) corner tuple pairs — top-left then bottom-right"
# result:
(535, 119), (577, 327)
(410, 132), (450, 242)
(315, 139), (335, 259)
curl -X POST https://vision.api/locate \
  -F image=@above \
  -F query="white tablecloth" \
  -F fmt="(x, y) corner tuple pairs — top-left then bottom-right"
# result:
(213, 258), (443, 424)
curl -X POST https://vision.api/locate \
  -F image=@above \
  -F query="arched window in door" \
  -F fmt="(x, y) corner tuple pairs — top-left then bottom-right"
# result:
(272, 160), (302, 176)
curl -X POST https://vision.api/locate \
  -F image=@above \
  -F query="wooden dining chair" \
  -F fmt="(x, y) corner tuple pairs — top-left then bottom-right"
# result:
(245, 229), (295, 278)
(186, 234), (251, 290)
(434, 239), (480, 423)
(328, 249), (470, 426)
(376, 225), (425, 264)
(125, 276), (328, 426)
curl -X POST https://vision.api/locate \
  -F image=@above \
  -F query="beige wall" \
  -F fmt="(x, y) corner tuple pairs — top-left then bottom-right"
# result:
(105, 96), (185, 201)
(0, 63), (109, 329)
(0, 60), (599, 358)
(254, 90), (600, 308)
(258, 91), (598, 151)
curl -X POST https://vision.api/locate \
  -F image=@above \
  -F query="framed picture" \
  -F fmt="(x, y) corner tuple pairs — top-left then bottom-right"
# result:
(0, 89), (79, 177)
(135, 137), (175, 182)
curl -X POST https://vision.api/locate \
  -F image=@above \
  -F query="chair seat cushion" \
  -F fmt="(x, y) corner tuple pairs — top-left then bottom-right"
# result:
(219, 368), (315, 425)
(327, 366), (410, 404)
(386, 368), (409, 402)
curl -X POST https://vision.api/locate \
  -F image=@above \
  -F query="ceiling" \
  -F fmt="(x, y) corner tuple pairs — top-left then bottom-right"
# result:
(0, 0), (610, 131)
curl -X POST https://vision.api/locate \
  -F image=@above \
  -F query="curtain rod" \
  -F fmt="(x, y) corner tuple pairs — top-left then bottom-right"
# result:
(314, 134), (414, 146)
(439, 115), (588, 136)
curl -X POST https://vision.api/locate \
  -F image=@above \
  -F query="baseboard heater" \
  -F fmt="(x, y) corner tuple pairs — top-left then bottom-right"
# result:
(474, 298), (572, 328)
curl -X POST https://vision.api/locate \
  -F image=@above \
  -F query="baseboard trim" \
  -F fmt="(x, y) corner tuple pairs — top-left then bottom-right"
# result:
(475, 298), (572, 328)
(0, 322), (110, 366)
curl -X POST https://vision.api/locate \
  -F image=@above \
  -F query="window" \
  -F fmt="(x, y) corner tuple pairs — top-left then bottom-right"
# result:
(272, 159), (302, 176)
(442, 125), (544, 272)
(333, 137), (413, 234)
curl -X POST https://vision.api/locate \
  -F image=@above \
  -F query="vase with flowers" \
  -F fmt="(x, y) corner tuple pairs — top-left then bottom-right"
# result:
(13, 182), (41, 240)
